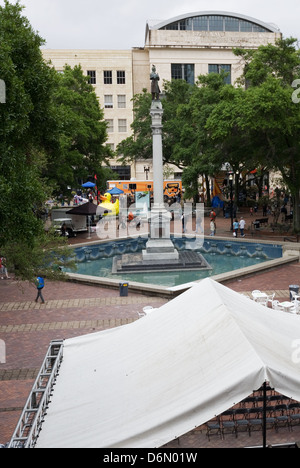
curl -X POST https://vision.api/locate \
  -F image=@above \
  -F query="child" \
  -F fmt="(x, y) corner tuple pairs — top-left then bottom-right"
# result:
(233, 219), (239, 237)
(210, 219), (216, 236)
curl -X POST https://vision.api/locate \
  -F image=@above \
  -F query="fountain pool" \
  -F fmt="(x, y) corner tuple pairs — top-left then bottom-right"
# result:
(66, 237), (283, 288)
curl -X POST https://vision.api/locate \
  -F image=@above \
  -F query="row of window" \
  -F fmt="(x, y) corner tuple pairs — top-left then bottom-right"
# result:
(104, 64), (229, 135)
(104, 94), (126, 108)
(162, 15), (270, 33)
(87, 70), (126, 85)
(102, 65), (231, 117)
(89, 64), (231, 91)
(106, 118), (127, 133)
(171, 64), (231, 85)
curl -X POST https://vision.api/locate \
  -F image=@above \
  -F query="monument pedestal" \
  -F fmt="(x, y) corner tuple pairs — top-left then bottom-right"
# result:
(142, 208), (179, 263)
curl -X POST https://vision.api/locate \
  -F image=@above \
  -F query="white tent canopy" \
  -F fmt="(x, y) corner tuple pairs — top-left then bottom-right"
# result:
(35, 278), (300, 448)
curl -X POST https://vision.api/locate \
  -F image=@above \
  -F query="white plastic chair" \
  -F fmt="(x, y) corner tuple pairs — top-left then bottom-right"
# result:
(256, 297), (268, 307)
(266, 293), (275, 306)
(252, 290), (268, 306)
(143, 306), (156, 315)
(272, 300), (284, 311)
(251, 290), (261, 298)
(251, 290), (261, 301)
(293, 299), (300, 314)
(290, 291), (300, 302)
(286, 303), (297, 314)
(138, 306), (157, 318)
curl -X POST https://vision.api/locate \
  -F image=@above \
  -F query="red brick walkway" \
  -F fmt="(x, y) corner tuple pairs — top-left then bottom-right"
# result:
(0, 206), (299, 448)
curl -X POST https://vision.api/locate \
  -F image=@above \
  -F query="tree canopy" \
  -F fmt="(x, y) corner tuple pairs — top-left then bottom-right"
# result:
(0, 1), (110, 280)
(117, 38), (300, 232)
(207, 38), (300, 232)
(47, 64), (111, 196)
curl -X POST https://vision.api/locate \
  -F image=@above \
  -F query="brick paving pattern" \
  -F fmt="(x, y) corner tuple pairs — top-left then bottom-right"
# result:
(0, 206), (299, 448)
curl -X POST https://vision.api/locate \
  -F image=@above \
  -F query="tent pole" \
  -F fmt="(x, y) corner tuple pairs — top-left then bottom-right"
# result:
(263, 381), (267, 449)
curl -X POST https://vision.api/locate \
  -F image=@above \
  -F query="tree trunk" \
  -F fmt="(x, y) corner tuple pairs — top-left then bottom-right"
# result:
(235, 173), (240, 207)
(292, 189), (300, 234)
(205, 174), (211, 206)
(193, 173), (200, 205)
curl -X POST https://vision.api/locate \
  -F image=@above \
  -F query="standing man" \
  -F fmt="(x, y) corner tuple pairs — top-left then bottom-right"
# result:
(35, 276), (45, 303)
(239, 217), (246, 237)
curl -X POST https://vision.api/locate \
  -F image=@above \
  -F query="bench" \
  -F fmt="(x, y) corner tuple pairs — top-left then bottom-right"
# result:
(253, 218), (269, 227)
(251, 218), (269, 237)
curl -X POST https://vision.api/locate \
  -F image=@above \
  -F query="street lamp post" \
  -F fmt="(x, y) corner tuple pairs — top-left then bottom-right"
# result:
(228, 171), (234, 231)
(144, 166), (150, 180)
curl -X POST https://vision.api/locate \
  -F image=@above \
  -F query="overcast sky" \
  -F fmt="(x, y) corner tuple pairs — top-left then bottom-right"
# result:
(1, 0), (300, 49)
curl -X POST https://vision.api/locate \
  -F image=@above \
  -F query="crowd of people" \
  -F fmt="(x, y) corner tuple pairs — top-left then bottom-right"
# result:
(209, 209), (246, 238)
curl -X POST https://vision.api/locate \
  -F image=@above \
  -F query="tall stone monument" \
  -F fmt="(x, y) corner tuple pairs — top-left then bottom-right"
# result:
(113, 66), (209, 274)
(142, 66), (179, 263)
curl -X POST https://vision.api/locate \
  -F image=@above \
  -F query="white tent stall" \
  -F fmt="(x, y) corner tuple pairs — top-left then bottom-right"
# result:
(15, 278), (300, 448)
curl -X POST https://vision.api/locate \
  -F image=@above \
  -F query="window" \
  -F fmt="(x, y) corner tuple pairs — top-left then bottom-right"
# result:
(179, 18), (192, 30)
(193, 16), (208, 31)
(161, 15), (271, 33)
(253, 24), (266, 32)
(117, 71), (126, 84)
(209, 16), (224, 31)
(171, 64), (194, 85)
(208, 64), (231, 85)
(106, 119), (114, 133)
(87, 70), (96, 84)
(118, 119), (127, 132)
(240, 20), (253, 32)
(117, 95), (126, 108)
(104, 95), (113, 108)
(107, 143), (114, 152)
(110, 165), (131, 180)
(225, 17), (239, 32)
(104, 70), (112, 84)
(165, 22), (179, 30)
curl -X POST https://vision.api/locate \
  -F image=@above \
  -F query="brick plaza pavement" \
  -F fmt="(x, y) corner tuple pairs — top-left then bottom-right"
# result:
(0, 207), (299, 448)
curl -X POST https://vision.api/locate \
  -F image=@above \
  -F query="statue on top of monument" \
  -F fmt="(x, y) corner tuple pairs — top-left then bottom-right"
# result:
(150, 65), (160, 101)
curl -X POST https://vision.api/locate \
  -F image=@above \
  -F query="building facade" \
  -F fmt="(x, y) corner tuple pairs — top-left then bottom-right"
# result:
(42, 11), (281, 182)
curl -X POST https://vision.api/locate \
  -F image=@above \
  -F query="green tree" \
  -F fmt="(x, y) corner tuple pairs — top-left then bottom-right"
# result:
(117, 76), (230, 205)
(166, 74), (228, 204)
(117, 89), (152, 164)
(0, 1), (74, 281)
(47, 64), (111, 195)
(0, 1), (57, 244)
(208, 38), (300, 232)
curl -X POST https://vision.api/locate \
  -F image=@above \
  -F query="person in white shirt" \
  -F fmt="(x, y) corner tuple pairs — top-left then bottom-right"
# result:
(239, 217), (246, 237)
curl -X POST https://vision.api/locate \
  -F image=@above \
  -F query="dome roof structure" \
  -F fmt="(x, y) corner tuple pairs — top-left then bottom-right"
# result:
(146, 11), (280, 37)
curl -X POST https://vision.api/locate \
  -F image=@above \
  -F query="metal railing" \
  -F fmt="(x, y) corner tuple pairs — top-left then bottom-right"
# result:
(8, 340), (64, 448)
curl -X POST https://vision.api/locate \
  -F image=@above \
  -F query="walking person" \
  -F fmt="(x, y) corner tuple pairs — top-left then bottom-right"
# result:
(35, 276), (45, 303)
(239, 217), (246, 237)
(233, 219), (239, 237)
(0, 255), (10, 280)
